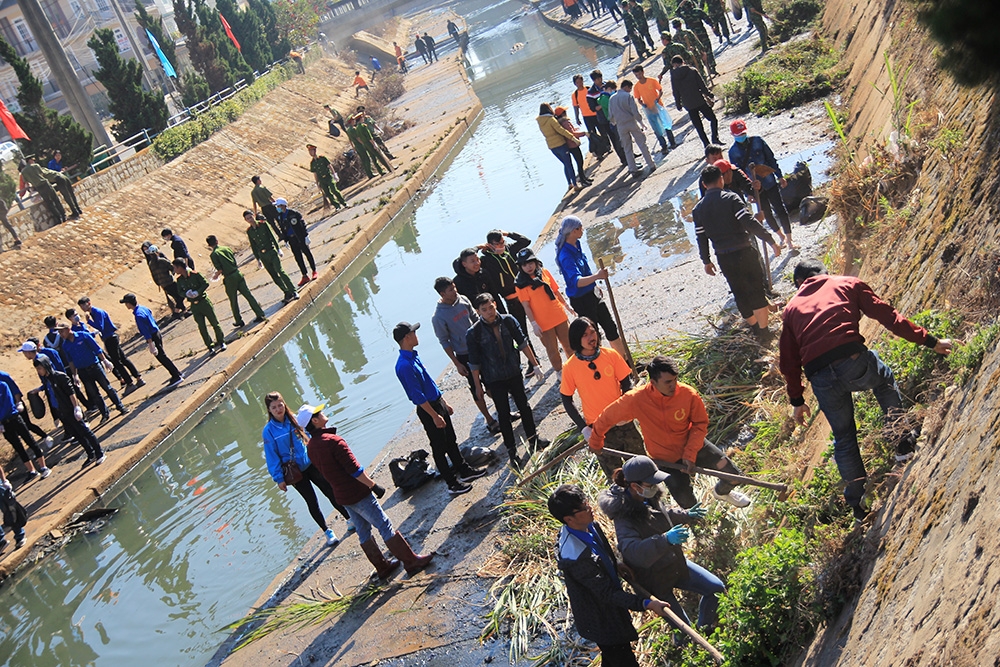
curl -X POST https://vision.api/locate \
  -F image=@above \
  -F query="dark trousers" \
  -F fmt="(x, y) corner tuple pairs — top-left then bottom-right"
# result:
(569, 145), (587, 181)
(19, 404), (47, 440)
(569, 290), (620, 341)
(502, 297), (537, 358)
(657, 439), (742, 508)
(759, 184), (791, 235)
(260, 203), (281, 240)
(104, 334), (141, 383)
(1, 414), (42, 462)
(289, 236), (316, 277)
(291, 463), (351, 530)
(687, 104), (720, 147)
(595, 642), (640, 667)
(59, 410), (102, 459)
(36, 182), (65, 222)
(486, 376), (536, 454)
(415, 397), (466, 485)
(599, 120), (628, 166)
(604, 0), (623, 22)
(52, 175), (82, 215)
(581, 116), (602, 155)
(77, 363), (123, 418)
(163, 282), (185, 312)
(151, 332), (182, 380)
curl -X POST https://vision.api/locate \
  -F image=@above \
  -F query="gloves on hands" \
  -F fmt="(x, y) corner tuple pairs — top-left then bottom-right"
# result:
(147, 340), (157, 356)
(687, 502), (708, 520)
(304, 236), (311, 246)
(665, 525), (690, 545)
(582, 426), (593, 442)
(16, 401), (24, 413)
(102, 359), (114, 374)
(74, 405), (84, 421)
(185, 290), (199, 299)
(371, 483), (386, 499)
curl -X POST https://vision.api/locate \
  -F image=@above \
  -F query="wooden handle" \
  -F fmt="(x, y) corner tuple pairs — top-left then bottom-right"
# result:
(600, 446), (788, 492)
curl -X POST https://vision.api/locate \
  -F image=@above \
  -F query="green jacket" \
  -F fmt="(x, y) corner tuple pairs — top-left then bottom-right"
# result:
(673, 27), (706, 56)
(210, 245), (241, 278)
(19, 163), (54, 188)
(247, 223), (279, 261)
(177, 271), (211, 305)
(251, 184), (273, 209)
(659, 42), (694, 76)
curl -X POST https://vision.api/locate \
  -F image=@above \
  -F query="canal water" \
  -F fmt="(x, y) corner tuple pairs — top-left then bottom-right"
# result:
(0, 3), (622, 666)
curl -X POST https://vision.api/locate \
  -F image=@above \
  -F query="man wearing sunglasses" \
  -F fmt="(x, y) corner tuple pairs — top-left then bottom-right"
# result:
(588, 355), (751, 508)
(560, 317), (645, 482)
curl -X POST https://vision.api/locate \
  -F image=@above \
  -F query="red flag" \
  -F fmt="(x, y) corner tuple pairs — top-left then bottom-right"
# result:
(0, 98), (28, 141)
(219, 13), (241, 52)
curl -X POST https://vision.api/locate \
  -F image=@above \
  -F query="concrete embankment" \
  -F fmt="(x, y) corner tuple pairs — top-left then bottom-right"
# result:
(0, 35), (481, 578)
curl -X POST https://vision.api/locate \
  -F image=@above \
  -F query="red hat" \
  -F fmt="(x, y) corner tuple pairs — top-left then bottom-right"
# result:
(729, 119), (747, 136)
(714, 159), (733, 174)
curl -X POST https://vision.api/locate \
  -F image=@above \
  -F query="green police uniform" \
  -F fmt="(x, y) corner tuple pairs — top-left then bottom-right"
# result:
(309, 154), (347, 209)
(677, 1), (717, 71)
(345, 123), (381, 178)
(360, 115), (395, 160)
(743, 0), (769, 52)
(44, 169), (82, 216)
(247, 221), (297, 300)
(673, 27), (709, 79)
(176, 271), (226, 350)
(210, 244), (266, 326)
(354, 122), (392, 173)
(20, 163), (65, 223)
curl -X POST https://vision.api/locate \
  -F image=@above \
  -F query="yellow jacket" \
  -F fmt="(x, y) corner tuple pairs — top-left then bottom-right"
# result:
(537, 114), (577, 149)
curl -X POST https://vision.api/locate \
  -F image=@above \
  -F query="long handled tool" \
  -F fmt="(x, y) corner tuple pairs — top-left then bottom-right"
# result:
(601, 446), (788, 493)
(515, 441), (586, 487)
(747, 161), (773, 291)
(597, 259), (638, 377)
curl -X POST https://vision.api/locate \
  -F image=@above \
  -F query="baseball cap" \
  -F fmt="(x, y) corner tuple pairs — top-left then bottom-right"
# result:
(622, 455), (669, 485)
(18, 341), (37, 353)
(553, 106), (567, 116)
(729, 119), (747, 136)
(120, 293), (137, 305)
(274, 198), (287, 206)
(714, 159), (733, 174)
(296, 403), (324, 427)
(392, 321), (420, 342)
(515, 248), (538, 265)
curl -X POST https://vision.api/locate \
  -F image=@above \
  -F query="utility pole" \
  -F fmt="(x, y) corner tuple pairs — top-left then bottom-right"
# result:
(108, 0), (156, 92)
(17, 0), (114, 149)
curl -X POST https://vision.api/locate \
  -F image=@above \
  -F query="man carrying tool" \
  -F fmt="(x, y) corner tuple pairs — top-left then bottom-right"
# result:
(589, 355), (751, 508)
(728, 119), (795, 250)
(561, 317), (644, 481)
(779, 260), (953, 520)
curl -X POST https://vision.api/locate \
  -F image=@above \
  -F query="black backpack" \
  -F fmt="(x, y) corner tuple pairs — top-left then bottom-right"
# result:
(0, 486), (28, 530)
(389, 449), (435, 492)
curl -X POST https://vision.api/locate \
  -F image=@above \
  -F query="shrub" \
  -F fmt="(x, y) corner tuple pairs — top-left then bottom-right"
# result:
(766, 0), (825, 42)
(948, 319), (1000, 384)
(724, 34), (846, 115)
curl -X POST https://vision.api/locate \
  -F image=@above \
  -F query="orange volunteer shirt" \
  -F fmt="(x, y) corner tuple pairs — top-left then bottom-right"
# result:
(354, 75), (367, 87)
(572, 88), (596, 117)
(516, 268), (569, 332)
(560, 347), (633, 424)
(632, 78), (663, 110)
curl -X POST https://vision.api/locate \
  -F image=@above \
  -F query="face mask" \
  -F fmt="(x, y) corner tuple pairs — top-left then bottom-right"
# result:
(639, 483), (659, 498)
(734, 134), (747, 143)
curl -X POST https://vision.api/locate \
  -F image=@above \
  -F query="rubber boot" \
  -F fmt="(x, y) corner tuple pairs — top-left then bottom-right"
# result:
(385, 532), (434, 574)
(359, 538), (401, 580)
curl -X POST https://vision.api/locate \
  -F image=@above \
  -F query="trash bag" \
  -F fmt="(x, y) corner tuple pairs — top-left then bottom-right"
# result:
(460, 444), (499, 469)
(780, 161), (813, 211)
(388, 449), (435, 491)
(730, 0), (743, 20)
(0, 486), (28, 530)
(27, 390), (45, 420)
(328, 120), (341, 137)
(588, 132), (611, 157)
(799, 196), (829, 224)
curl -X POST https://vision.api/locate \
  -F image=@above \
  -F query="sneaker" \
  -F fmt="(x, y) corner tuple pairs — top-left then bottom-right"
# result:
(510, 411), (521, 422)
(447, 481), (473, 496)
(167, 375), (184, 388)
(346, 520), (356, 533)
(487, 421), (501, 435)
(81, 457), (96, 468)
(852, 503), (870, 522)
(528, 437), (550, 451)
(135, 379), (146, 388)
(118, 405), (131, 415)
(253, 316), (266, 324)
(14, 535), (25, 549)
(713, 488), (751, 508)
(457, 466), (487, 482)
(298, 276), (310, 287)
(99, 413), (110, 425)
(218, 343), (227, 352)
(324, 528), (339, 546)
(43, 436), (54, 451)
(233, 321), (245, 328)
(39, 467), (51, 479)
(95, 455), (106, 465)
(25, 470), (39, 480)
(895, 430), (917, 462)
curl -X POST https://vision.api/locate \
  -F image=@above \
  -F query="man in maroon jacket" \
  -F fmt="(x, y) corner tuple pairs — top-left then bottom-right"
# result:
(300, 404), (433, 577)
(779, 260), (952, 519)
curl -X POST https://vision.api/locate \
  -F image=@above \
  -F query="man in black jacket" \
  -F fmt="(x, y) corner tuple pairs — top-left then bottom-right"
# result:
(274, 198), (316, 286)
(549, 484), (669, 666)
(669, 55), (720, 147)
(453, 249), (502, 309)
(478, 230), (537, 363)
(693, 165), (781, 334)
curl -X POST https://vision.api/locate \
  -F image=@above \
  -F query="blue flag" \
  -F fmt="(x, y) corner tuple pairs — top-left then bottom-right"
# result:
(145, 29), (176, 78)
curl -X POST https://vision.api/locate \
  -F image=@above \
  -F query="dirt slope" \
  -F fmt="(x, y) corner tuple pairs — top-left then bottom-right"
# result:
(798, 0), (1000, 663)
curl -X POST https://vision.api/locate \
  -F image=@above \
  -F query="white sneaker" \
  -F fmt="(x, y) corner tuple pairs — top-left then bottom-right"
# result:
(39, 467), (51, 479)
(324, 528), (339, 546)
(713, 488), (751, 508)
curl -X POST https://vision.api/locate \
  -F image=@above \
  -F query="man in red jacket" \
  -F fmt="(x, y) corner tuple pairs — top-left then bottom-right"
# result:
(779, 260), (953, 519)
(300, 404), (433, 577)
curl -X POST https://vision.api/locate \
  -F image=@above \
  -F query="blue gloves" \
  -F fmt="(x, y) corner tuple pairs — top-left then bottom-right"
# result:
(665, 525), (690, 545)
(687, 502), (708, 519)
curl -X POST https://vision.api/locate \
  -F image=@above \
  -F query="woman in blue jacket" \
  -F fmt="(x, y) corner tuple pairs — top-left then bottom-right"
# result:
(262, 392), (352, 546)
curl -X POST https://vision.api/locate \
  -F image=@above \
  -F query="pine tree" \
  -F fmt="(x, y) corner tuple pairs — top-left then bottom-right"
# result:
(174, 0), (234, 93)
(135, 1), (176, 71)
(0, 36), (93, 169)
(195, 2), (254, 84)
(179, 70), (210, 107)
(217, 0), (273, 73)
(250, 0), (290, 58)
(87, 28), (168, 142)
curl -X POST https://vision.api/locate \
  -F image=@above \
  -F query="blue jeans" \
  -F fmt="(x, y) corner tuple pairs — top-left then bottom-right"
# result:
(808, 350), (903, 508)
(345, 493), (396, 544)
(663, 561), (725, 628)
(550, 145), (577, 186)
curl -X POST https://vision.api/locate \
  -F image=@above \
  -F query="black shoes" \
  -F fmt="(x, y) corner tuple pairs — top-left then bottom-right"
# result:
(447, 481), (472, 496)
(895, 430), (918, 462)
(457, 466), (487, 483)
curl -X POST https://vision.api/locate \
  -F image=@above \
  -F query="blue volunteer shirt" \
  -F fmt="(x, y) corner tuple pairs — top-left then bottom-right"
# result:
(0, 381), (17, 420)
(556, 240), (595, 299)
(132, 305), (160, 340)
(394, 349), (442, 406)
(60, 330), (105, 369)
(36, 347), (66, 374)
(86, 306), (118, 340)
(0, 370), (21, 400)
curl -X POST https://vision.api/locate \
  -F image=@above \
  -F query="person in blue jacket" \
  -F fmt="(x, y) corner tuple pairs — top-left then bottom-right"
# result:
(78, 296), (143, 390)
(261, 391), (352, 546)
(0, 367), (50, 445)
(0, 378), (50, 479)
(727, 118), (795, 250)
(120, 294), (183, 387)
(57, 323), (128, 423)
(554, 216), (629, 361)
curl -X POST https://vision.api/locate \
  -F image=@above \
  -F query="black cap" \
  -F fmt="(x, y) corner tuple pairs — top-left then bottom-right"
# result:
(392, 321), (420, 342)
(515, 248), (538, 265)
(120, 293), (137, 305)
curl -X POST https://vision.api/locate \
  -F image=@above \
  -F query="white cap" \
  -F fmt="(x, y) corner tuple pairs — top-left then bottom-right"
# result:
(274, 198), (287, 206)
(296, 403), (324, 428)
(18, 341), (37, 352)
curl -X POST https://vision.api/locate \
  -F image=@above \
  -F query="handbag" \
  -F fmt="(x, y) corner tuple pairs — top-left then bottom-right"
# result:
(279, 430), (304, 485)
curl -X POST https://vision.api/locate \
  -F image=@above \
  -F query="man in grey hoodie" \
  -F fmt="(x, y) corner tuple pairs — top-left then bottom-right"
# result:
(431, 277), (500, 433)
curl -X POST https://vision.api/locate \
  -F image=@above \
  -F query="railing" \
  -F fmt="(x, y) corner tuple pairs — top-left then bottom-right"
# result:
(88, 127), (156, 173)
